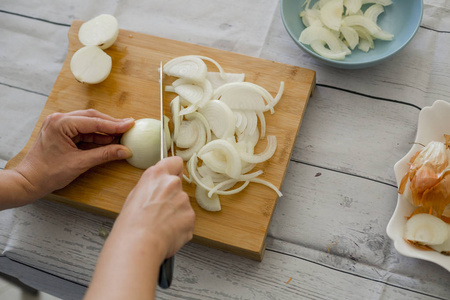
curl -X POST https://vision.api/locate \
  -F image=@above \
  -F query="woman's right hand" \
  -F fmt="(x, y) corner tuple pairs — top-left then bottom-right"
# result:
(113, 155), (195, 260)
(84, 156), (195, 300)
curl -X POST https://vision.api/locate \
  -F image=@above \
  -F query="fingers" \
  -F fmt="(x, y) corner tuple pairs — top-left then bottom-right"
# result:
(73, 133), (115, 145)
(65, 109), (128, 122)
(79, 144), (132, 169)
(65, 116), (135, 138)
(155, 156), (184, 177)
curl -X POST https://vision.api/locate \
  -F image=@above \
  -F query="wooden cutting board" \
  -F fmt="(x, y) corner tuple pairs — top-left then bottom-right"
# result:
(6, 20), (315, 261)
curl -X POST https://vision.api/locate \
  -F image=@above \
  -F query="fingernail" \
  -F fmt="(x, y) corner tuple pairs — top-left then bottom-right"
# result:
(122, 117), (135, 123)
(118, 149), (132, 159)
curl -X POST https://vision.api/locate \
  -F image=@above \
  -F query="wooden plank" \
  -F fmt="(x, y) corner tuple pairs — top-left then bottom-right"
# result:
(5, 20), (315, 260)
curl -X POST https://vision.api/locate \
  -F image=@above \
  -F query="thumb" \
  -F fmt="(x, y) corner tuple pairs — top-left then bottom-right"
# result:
(81, 144), (132, 168)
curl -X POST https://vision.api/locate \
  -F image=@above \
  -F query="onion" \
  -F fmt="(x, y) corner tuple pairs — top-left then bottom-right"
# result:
(78, 14), (119, 50)
(70, 46), (112, 84)
(121, 118), (171, 169)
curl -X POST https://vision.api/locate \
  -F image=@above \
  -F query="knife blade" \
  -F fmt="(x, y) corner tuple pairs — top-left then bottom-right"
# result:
(158, 61), (174, 289)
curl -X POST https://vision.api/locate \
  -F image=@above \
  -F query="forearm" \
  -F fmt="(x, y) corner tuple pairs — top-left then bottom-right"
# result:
(0, 169), (37, 210)
(84, 226), (165, 300)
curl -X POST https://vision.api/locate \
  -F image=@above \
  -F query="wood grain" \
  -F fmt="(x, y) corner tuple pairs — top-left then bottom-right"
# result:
(5, 20), (315, 261)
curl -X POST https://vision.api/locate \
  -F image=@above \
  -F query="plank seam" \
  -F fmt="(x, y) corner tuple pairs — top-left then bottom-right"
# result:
(0, 82), (48, 98)
(316, 83), (422, 110)
(289, 158), (398, 189)
(0, 9), (71, 27)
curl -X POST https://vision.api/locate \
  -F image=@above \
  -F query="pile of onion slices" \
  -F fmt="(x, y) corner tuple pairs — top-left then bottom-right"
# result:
(163, 55), (284, 211)
(299, 0), (394, 60)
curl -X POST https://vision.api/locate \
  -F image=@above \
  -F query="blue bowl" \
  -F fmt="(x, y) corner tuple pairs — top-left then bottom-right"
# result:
(280, 0), (423, 69)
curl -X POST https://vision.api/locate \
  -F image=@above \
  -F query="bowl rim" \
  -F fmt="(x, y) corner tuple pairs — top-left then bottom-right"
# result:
(280, 0), (424, 68)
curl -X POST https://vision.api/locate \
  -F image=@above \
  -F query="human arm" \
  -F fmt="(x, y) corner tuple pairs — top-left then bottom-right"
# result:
(0, 109), (135, 210)
(84, 156), (195, 300)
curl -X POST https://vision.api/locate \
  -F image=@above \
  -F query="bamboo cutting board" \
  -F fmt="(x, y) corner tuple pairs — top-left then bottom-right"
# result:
(6, 20), (315, 261)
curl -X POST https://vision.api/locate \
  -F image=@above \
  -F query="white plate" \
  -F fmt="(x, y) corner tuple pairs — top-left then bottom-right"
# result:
(387, 100), (450, 271)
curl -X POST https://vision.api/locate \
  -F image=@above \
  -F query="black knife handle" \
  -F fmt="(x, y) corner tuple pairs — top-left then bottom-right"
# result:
(158, 256), (174, 289)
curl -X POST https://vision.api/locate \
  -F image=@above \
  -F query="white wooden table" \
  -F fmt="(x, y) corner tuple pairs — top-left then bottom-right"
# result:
(1, 1), (449, 299)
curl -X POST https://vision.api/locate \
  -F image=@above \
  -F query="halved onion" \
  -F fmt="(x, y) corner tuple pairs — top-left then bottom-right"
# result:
(78, 14), (119, 50)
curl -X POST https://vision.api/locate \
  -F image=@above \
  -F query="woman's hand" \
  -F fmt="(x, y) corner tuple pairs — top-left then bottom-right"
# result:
(15, 109), (135, 201)
(85, 156), (195, 300)
(115, 155), (195, 259)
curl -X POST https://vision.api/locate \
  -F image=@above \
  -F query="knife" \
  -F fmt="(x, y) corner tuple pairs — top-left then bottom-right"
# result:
(158, 61), (174, 289)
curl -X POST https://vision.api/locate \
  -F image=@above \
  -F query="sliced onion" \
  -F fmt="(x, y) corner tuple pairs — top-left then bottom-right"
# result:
(163, 56), (207, 83)
(176, 119), (206, 161)
(299, 26), (343, 53)
(208, 180), (250, 197)
(235, 111), (248, 134)
(300, 8), (322, 27)
(165, 55), (283, 211)
(249, 178), (283, 197)
(185, 112), (212, 143)
(342, 15), (380, 35)
(195, 175), (221, 212)
(176, 120), (198, 148)
(197, 164), (228, 182)
(353, 26), (374, 49)
(271, 81), (285, 110)
(256, 111), (266, 139)
(310, 40), (347, 60)
(344, 0), (362, 15)
(173, 78), (213, 109)
(364, 3), (384, 23)
(199, 151), (227, 174)
(239, 135), (277, 164)
(320, 0), (344, 31)
(199, 100), (235, 139)
(244, 111), (258, 137)
(207, 72), (245, 90)
(358, 39), (371, 52)
(340, 26), (359, 50)
(197, 139), (242, 179)
(170, 96), (181, 141)
(214, 82), (267, 111)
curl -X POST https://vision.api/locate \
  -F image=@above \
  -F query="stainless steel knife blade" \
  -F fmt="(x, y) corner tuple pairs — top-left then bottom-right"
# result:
(158, 61), (174, 289)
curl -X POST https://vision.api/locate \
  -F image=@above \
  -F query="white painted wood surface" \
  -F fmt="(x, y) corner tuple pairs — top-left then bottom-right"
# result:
(1, 1), (449, 299)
